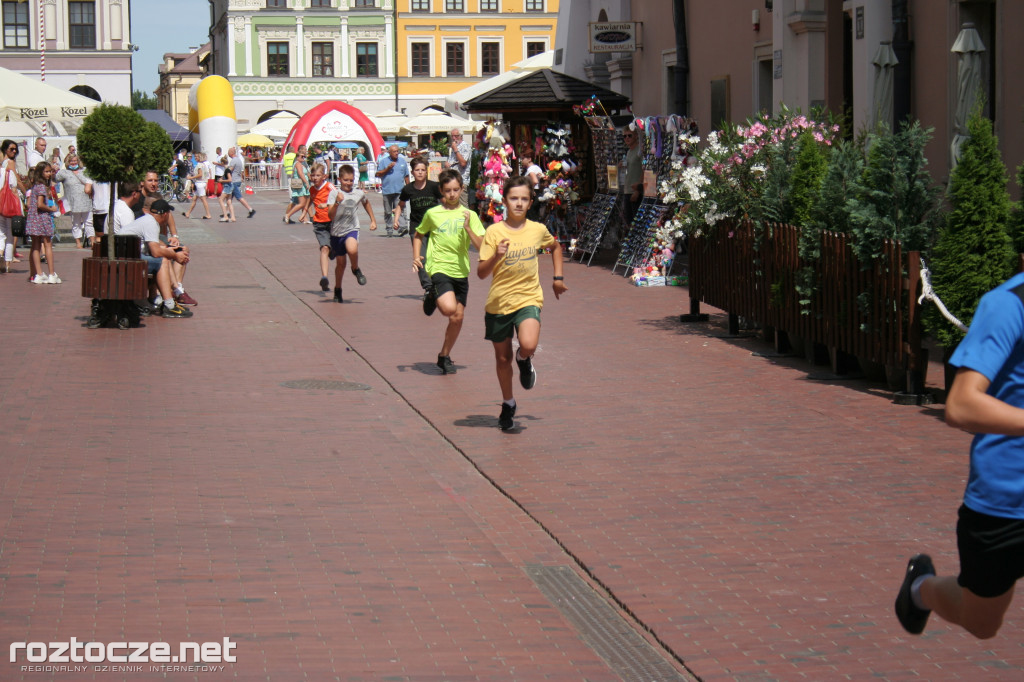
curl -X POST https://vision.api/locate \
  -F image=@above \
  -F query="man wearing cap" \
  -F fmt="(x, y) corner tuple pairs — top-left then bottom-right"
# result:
(118, 199), (193, 318)
(136, 169), (197, 306)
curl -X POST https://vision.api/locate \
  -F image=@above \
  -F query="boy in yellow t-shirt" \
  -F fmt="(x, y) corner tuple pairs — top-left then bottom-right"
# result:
(478, 176), (567, 431)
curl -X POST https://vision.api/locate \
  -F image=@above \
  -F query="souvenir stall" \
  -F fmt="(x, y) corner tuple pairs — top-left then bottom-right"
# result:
(612, 114), (697, 286)
(568, 97), (627, 265)
(461, 69), (629, 241)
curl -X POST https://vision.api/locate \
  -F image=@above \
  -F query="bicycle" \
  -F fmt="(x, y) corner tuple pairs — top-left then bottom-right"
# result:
(159, 174), (189, 203)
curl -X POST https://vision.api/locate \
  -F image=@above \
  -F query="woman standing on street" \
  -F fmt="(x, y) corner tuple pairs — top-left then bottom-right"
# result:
(55, 152), (94, 249)
(284, 148), (311, 224)
(183, 152), (212, 220)
(0, 139), (26, 273)
(25, 160), (60, 283)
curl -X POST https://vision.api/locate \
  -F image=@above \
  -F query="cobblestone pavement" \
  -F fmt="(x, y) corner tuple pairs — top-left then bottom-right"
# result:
(1, 190), (1019, 681)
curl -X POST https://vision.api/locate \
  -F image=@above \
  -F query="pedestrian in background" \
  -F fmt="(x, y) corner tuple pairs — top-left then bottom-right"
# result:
(55, 152), (93, 249)
(0, 139), (26, 273)
(444, 129), (472, 207)
(376, 144), (409, 237)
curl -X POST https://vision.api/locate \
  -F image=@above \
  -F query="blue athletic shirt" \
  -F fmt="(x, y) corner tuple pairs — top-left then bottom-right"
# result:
(949, 272), (1024, 519)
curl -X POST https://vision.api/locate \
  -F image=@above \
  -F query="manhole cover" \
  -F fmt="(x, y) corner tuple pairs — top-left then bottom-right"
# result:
(281, 379), (370, 391)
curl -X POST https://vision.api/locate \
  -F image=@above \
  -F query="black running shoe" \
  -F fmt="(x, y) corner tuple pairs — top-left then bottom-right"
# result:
(437, 355), (456, 375)
(516, 353), (537, 390)
(354, 268), (367, 285)
(498, 402), (516, 431)
(86, 315), (103, 329)
(162, 303), (194, 318)
(320, 276), (330, 291)
(333, 288), (343, 303)
(247, 209), (256, 219)
(422, 289), (437, 316)
(894, 553), (934, 635)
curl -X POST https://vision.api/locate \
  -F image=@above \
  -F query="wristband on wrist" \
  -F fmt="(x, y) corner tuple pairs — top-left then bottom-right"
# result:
(553, 276), (564, 281)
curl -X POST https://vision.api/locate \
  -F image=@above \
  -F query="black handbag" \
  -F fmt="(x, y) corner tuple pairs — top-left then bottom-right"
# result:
(10, 214), (25, 237)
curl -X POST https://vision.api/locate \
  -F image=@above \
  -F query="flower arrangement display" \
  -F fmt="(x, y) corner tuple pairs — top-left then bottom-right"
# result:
(658, 107), (839, 242)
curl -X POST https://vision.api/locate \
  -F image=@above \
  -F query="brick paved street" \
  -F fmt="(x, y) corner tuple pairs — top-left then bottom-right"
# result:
(1, 190), (1020, 681)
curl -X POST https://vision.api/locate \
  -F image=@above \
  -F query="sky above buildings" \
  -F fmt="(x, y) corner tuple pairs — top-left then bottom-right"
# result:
(132, 0), (211, 95)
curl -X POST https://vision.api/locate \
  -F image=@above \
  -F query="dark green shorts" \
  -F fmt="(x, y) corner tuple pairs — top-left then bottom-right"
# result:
(484, 305), (541, 342)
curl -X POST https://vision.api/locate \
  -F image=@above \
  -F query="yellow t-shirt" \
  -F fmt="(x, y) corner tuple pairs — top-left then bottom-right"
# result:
(480, 220), (557, 315)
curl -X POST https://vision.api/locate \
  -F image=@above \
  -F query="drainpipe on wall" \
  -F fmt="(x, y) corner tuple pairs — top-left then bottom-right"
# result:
(673, 0), (690, 116)
(393, 1), (399, 110)
(891, 0), (912, 124)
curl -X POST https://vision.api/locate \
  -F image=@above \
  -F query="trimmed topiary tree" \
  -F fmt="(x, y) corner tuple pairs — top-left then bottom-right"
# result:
(77, 103), (172, 248)
(924, 110), (1015, 353)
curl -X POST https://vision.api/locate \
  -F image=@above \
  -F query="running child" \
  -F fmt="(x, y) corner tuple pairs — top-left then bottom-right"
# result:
(412, 169), (486, 375)
(307, 163), (336, 292)
(326, 165), (375, 302)
(477, 176), (567, 431)
(396, 157), (442, 310)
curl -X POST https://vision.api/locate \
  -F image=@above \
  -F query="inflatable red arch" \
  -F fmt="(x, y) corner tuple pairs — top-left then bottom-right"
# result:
(283, 101), (384, 156)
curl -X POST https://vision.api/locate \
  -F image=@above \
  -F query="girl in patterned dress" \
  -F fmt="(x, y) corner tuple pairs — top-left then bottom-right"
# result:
(26, 160), (60, 284)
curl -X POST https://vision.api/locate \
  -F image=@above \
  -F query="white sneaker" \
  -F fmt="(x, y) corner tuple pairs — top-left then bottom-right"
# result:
(31, 274), (47, 284)
(47, 272), (61, 284)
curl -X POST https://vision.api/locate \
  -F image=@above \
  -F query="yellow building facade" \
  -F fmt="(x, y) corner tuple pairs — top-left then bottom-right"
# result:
(396, 0), (558, 111)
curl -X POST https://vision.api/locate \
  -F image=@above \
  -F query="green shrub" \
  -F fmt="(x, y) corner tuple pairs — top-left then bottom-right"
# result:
(846, 122), (941, 264)
(924, 111), (1015, 350)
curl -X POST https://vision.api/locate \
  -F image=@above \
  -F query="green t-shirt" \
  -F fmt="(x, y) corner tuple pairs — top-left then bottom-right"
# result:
(417, 205), (486, 278)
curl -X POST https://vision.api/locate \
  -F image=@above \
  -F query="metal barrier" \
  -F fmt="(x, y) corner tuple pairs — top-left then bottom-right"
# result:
(243, 162), (286, 191)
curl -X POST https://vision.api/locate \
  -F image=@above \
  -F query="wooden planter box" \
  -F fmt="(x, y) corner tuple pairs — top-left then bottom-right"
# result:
(81, 257), (149, 300)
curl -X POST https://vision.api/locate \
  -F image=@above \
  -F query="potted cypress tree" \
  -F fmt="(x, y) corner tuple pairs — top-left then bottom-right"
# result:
(924, 110), (1015, 390)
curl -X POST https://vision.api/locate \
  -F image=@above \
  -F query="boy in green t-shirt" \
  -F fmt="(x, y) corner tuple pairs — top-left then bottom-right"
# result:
(478, 176), (567, 431)
(413, 169), (486, 375)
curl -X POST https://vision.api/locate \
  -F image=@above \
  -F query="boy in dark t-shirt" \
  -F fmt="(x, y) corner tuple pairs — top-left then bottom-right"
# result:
(396, 157), (442, 303)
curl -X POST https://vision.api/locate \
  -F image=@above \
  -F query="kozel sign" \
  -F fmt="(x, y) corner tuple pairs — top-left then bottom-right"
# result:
(589, 22), (639, 53)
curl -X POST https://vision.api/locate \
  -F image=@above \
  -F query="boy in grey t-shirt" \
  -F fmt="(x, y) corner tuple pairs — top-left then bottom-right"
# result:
(326, 165), (376, 302)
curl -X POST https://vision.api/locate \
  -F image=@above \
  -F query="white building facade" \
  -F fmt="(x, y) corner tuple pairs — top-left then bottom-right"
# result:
(208, 0), (397, 128)
(0, 0), (132, 104)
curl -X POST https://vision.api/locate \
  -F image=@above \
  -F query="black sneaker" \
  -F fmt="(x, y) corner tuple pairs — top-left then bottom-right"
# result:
(422, 289), (437, 316)
(86, 315), (103, 329)
(162, 303), (194, 318)
(135, 303), (152, 318)
(319, 276), (330, 292)
(353, 268), (367, 285)
(247, 209), (256, 219)
(437, 355), (456, 375)
(333, 288), (343, 303)
(894, 554), (934, 635)
(498, 402), (516, 431)
(516, 353), (537, 390)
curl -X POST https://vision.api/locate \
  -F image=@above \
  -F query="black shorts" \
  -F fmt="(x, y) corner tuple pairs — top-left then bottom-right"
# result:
(956, 504), (1024, 598)
(431, 273), (468, 307)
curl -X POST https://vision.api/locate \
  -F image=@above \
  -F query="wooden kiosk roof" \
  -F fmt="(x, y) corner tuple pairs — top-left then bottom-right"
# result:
(462, 69), (630, 115)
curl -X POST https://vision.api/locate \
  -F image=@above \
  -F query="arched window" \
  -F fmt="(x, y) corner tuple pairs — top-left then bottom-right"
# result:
(70, 85), (101, 101)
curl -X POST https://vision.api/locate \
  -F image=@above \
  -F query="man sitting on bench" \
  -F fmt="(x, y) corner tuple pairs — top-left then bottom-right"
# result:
(119, 199), (193, 319)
